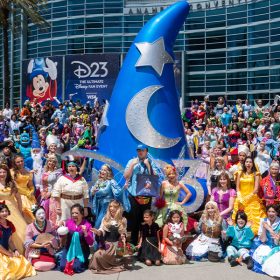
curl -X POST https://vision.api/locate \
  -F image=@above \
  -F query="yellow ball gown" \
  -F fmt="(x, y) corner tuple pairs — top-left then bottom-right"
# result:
(11, 171), (36, 224)
(0, 185), (27, 254)
(0, 220), (36, 280)
(232, 171), (266, 235)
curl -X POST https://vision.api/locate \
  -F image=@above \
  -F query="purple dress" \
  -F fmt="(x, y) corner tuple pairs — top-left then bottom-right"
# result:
(212, 187), (236, 219)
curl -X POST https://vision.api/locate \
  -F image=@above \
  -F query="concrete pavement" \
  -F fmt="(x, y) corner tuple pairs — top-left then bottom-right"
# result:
(31, 261), (272, 280)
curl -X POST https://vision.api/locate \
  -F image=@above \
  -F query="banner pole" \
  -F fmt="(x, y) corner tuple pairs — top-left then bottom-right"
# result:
(62, 55), (65, 102)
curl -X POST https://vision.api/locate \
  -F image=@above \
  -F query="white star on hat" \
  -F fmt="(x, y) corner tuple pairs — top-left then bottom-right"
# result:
(135, 37), (174, 76)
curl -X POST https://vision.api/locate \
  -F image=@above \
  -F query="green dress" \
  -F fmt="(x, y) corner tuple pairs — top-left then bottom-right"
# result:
(156, 184), (188, 228)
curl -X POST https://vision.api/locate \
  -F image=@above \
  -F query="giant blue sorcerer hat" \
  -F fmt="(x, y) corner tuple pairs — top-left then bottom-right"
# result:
(97, 1), (190, 167)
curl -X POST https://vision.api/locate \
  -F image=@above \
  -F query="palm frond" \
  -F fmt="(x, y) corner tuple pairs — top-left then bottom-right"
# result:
(0, 0), (49, 29)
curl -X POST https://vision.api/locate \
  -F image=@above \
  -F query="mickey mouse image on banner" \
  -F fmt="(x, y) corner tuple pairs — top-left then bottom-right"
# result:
(26, 58), (58, 103)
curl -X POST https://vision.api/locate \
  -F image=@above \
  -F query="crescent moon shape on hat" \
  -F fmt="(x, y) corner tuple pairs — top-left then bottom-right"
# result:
(126, 85), (181, 149)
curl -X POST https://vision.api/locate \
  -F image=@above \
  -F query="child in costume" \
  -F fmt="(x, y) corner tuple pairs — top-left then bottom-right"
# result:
(161, 210), (186, 265)
(226, 210), (254, 269)
(137, 210), (161, 266)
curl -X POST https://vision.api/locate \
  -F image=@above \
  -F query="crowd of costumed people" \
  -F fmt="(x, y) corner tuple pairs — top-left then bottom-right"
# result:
(0, 95), (280, 279)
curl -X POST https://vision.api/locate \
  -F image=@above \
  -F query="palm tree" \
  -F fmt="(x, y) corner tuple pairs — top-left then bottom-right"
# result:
(0, 0), (48, 104)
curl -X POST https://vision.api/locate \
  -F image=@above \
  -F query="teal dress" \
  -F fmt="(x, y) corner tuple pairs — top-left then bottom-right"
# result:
(156, 183), (188, 228)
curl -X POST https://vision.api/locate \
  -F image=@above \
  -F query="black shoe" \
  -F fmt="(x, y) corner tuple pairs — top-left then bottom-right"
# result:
(229, 257), (238, 267)
(228, 256), (233, 263)
(244, 256), (254, 270)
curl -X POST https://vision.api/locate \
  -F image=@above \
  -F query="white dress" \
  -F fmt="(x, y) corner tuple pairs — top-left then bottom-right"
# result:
(51, 174), (89, 221)
(253, 217), (280, 276)
(254, 151), (271, 175)
(262, 250), (280, 277)
(185, 219), (222, 260)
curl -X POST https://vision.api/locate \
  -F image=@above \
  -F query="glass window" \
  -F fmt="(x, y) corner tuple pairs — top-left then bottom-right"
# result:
(104, 0), (123, 13)
(206, 57), (226, 65)
(68, 3), (84, 16)
(207, 62), (226, 71)
(248, 1), (269, 16)
(248, 70), (269, 90)
(227, 18), (247, 26)
(52, 45), (66, 52)
(186, 87), (205, 93)
(271, 35), (280, 43)
(270, 51), (280, 66)
(52, 3), (67, 18)
(248, 52), (269, 61)
(271, 83), (280, 90)
(252, 13), (269, 22)
(248, 60), (269, 68)
(248, 82), (269, 90)
(270, 68), (280, 77)
(206, 86), (225, 92)
(188, 66), (205, 72)
(187, 74), (205, 81)
(227, 39), (247, 48)
(206, 42), (226, 50)
(206, 19), (226, 29)
(206, 79), (225, 86)
(271, 22), (280, 36)
(227, 49), (247, 58)
(86, 17), (103, 29)
(227, 62), (247, 70)
(227, 27), (247, 36)
(227, 54), (247, 64)
(188, 80), (205, 87)
(248, 69), (269, 78)
(248, 46), (269, 55)
(227, 85), (247, 92)
(187, 58), (205, 66)
(186, 11), (205, 30)
(271, 10), (280, 20)
(270, 2), (280, 19)
(249, 36), (269, 45)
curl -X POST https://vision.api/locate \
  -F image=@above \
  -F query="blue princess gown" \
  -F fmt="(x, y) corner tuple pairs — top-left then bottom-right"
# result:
(251, 217), (280, 273)
(91, 179), (131, 228)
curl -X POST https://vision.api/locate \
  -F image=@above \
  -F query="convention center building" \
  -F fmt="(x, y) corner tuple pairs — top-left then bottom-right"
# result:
(0, 0), (279, 106)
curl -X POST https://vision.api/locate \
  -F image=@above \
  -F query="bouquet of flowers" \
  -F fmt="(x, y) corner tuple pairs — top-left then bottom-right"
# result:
(154, 197), (167, 210)
(116, 241), (136, 257)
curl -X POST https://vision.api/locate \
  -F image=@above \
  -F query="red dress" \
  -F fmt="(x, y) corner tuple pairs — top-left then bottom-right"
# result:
(259, 175), (280, 206)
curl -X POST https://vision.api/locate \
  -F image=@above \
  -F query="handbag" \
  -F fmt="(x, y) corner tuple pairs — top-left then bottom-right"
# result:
(136, 164), (159, 197)
(208, 242), (223, 262)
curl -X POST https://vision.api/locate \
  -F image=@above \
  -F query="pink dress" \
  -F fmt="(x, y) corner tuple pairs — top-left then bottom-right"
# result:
(24, 220), (58, 271)
(40, 169), (62, 224)
(195, 146), (210, 179)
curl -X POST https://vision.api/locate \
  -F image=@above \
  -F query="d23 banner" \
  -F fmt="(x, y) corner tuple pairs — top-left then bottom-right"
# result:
(65, 54), (120, 105)
(21, 56), (63, 104)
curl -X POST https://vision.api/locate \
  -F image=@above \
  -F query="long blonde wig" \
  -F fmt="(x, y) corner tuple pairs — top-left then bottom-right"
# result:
(44, 155), (59, 172)
(102, 200), (126, 234)
(201, 201), (222, 224)
(164, 164), (177, 178)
